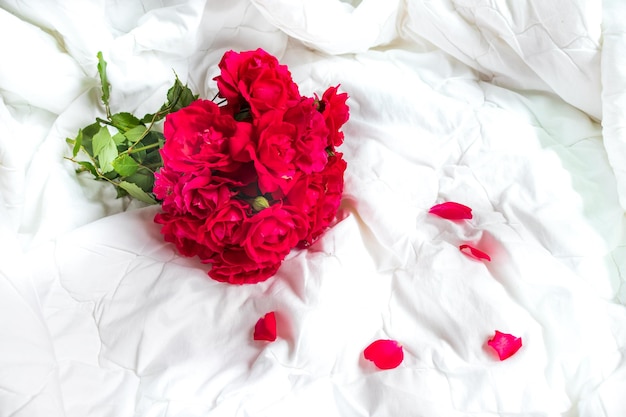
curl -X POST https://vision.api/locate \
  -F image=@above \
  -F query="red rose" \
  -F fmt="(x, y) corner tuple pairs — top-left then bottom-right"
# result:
(238, 204), (309, 264)
(252, 120), (298, 195)
(257, 122), (297, 176)
(208, 246), (281, 284)
(283, 98), (329, 174)
(287, 153), (347, 246)
(314, 152), (346, 229)
(284, 173), (323, 224)
(214, 49), (301, 118)
(154, 212), (214, 260)
(153, 166), (182, 213)
(161, 99), (253, 175)
(197, 198), (250, 254)
(154, 167), (232, 218)
(318, 85), (349, 147)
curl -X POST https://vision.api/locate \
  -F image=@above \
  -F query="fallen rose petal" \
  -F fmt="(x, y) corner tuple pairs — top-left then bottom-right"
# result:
(488, 330), (522, 360)
(253, 312), (277, 341)
(363, 339), (404, 370)
(428, 202), (473, 220)
(459, 244), (491, 261)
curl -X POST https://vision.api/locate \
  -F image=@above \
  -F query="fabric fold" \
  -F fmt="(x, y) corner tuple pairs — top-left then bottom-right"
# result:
(401, 0), (602, 120)
(601, 0), (626, 209)
(250, 0), (403, 54)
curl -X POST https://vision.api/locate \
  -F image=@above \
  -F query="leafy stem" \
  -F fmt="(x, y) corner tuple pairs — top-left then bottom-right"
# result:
(97, 51), (111, 118)
(127, 142), (160, 155)
(96, 117), (114, 127)
(66, 51), (198, 204)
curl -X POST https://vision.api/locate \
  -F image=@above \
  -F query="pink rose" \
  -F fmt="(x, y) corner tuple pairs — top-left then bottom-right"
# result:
(214, 49), (301, 118)
(161, 99), (253, 175)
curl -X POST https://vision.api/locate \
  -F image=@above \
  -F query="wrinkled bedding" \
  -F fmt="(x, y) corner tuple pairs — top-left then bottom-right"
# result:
(1, 1), (626, 416)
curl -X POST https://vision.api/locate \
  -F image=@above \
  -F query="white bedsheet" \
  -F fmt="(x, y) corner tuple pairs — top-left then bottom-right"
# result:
(1, 1), (625, 416)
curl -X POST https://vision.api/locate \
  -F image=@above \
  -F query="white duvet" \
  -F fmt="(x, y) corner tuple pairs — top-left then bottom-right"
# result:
(1, 1), (626, 416)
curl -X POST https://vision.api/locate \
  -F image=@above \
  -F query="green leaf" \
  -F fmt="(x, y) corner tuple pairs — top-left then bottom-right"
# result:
(112, 154), (139, 176)
(143, 148), (163, 168)
(118, 181), (157, 204)
(76, 161), (99, 178)
(110, 112), (141, 133)
(126, 167), (155, 192)
(80, 121), (101, 156)
(128, 131), (162, 165)
(141, 130), (160, 146)
(130, 143), (147, 161)
(115, 186), (129, 199)
(92, 126), (118, 173)
(70, 129), (83, 158)
(165, 76), (197, 113)
(103, 170), (119, 180)
(141, 112), (157, 124)
(141, 76), (198, 123)
(112, 132), (126, 146)
(123, 125), (148, 143)
(97, 51), (110, 108)
(92, 126), (111, 157)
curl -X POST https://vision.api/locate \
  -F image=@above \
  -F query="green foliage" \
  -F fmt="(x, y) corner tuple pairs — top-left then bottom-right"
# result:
(66, 52), (198, 204)
(110, 112), (141, 132)
(118, 181), (157, 204)
(97, 51), (110, 113)
(112, 154), (139, 176)
(92, 125), (117, 173)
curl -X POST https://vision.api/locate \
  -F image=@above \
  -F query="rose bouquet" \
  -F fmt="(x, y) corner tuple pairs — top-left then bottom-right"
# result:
(66, 49), (348, 284)
(153, 49), (348, 283)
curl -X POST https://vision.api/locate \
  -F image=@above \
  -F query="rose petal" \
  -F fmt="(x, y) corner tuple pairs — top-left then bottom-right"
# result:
(428, 202), (473, 220)
(487, 330), (522, 360)
(459, 244), (491, 261)
(253, 312), (277, 341)
(363, 339), (404, 370)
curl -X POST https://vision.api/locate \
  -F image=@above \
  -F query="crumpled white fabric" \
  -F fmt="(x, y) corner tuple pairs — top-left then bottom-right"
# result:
(401, 0), (603, 121)
(249, 0), (402, 55)
(0, 223), (65, 417)
(1, 0), (626, 416)
(0, 7), (90, 115)
(601, 0), (626, 209)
